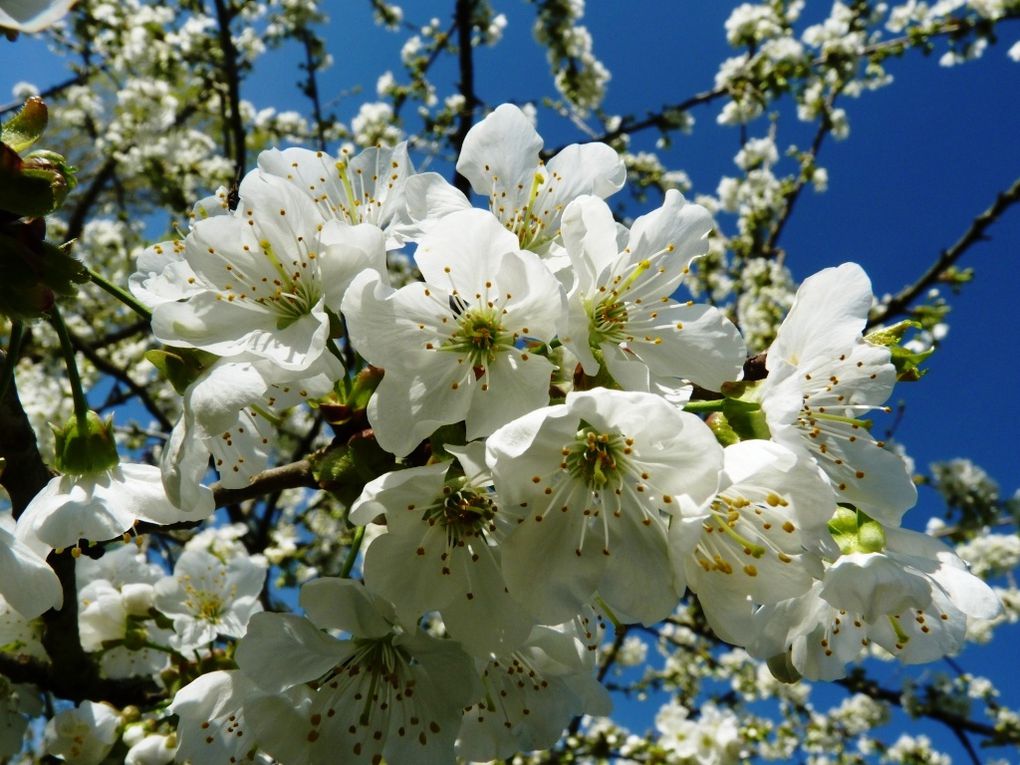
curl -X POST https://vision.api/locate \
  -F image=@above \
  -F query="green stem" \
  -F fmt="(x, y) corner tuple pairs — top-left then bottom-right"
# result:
(594, 595), (622, 631)
(49, 305), (89, 428)
(683, 399), (726, 414)
(341, 524), (366, 578)
(142, 640), (190, 664)
(326, 338), (348, 368)
(0, 320), (24, 401)
(87, 267), (152, 321)
(249, 403), (284, 428)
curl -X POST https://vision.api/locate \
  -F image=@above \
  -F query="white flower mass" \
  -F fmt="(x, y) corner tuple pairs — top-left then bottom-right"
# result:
(1, 4), (1016, 761)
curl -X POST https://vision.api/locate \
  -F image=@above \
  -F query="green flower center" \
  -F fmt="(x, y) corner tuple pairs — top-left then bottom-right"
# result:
(249, 238), (322, 328)
(565, 427), (629, 489)
(423, 484), (497, 544)
(441, 305), (510, 366)
(588, 296), (629, 345)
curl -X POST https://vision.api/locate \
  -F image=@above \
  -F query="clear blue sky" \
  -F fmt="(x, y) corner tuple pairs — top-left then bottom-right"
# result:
(4, 1), (1019, 759)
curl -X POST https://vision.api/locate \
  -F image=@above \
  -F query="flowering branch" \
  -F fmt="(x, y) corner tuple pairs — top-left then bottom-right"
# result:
(869, 175), (1020, 327)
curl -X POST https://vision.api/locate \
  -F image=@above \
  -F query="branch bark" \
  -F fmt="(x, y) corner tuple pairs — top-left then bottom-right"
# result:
(450, 0), (478, 196)
(212, 0), (247, 183)
(868, 175), (1020, 328)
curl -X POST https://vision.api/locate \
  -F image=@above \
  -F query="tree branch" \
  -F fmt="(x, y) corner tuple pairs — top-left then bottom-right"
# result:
(0, 73), (88, 116)
(450, 0), (478, 196)
(836, 672), (1010, 743)
(543, 86), (727, 159)
(298, 27), (328, 152)
(868, 175), (1020, 327)
(212, 0), (248, 182)
(212, 458), (318, 508)
(760, 93), (838, 258)
(0, 356), (52, 518)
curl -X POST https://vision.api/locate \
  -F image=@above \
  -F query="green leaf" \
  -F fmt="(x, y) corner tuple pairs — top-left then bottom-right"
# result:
(865, 320), (934, 382)
(1, 97), (48, 153)
(144, 348), (219, 394)
(0, 143), (59, 217)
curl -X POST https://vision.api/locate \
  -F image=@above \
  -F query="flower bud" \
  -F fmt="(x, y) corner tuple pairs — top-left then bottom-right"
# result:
(52, 411), (120, 475)
(121, 583), (156, 616)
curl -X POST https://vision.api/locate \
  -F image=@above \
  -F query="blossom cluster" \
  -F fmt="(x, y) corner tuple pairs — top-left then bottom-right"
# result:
(0, 102), (995, 763)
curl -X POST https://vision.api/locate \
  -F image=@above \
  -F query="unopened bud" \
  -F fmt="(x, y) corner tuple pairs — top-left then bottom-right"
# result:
(52, 411), (120, 475)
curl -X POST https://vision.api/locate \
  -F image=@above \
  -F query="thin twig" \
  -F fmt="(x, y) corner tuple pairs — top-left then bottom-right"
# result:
(868, 176), (1020, 327)
(212, 459), (318, 508)
(212, 0), (248, 180)
(761, 93), (838, 258)
(0, 73), (88, 116)
(298, 27), (328, 152)
(450, 0), (478, 196)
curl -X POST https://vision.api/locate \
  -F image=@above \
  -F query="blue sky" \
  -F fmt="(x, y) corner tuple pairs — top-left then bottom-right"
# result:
(3, 1), (1020, 759)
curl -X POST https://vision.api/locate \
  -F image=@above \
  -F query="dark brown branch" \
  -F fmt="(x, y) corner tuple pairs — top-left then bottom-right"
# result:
(0, 357), (53, 518)
(0, 644), (158, 707)
(64, 156), (117, 245)
(392, 20), (456, 122)
(868, 176), (1020, 328)
(212, 0), (248, 180)
(86, 319), (148, 350)
(212, 458), (318, 508)
(836, 673), (1008, 743)
(298, 28), (328, 153)
(544, 87), (727, 159)
(450, 0), (478, 196)
(252, 413), (325, 551)
(0, 73), (88, 116)
(760, 95), (837, 258)
(544, 12), (1020, 159)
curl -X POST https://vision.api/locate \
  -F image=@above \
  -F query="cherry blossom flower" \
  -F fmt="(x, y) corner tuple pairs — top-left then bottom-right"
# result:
(16, 461), (209, 552)
(77, 545), (172, 679)
(487, 388), (723, 625)
(678, 440), (835, 644)
(43, 700), (119, 765)
(457, 609), (610, 761)
(258, 142), (418, 248)
(342, 208), (566, 456)
(403, 103), (625, 255)
(169, 670), (269, 765)
(153, 548), (266, 652)
(160, 353), (339, 509)
(349, 443), (534, 657)
(751, 524), (1001, 680)
(0, 594), (47, 663)
(655, 699), (742, 765)
(455, 103), (626, 253)
(234, 577), (480, 765)
(149, 170), (386, 373)
(760, 262), (917, 525)
(0, 512), (61, 619)
(559, 192), (746, 394)
(0, 0), (74, 33)
(123, 732), (175, 765)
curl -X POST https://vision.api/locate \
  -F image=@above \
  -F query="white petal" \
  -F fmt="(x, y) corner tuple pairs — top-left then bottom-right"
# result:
(299, 577), (394, 637)
(457, 104), (543, 199)
(235, 612), (350, 693)
(766, 262), (872, 370)
(500, 488), (606, 625)
(0, 524), (62, 617)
